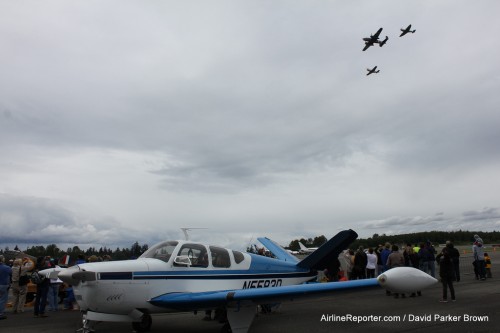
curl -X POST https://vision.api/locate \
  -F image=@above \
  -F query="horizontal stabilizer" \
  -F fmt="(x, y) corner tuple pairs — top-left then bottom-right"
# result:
(257, 237), (299, 263)
(297, 229), (357, 270)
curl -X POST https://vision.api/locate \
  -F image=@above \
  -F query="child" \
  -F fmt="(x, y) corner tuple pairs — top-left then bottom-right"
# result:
(484, 253), (492, 278)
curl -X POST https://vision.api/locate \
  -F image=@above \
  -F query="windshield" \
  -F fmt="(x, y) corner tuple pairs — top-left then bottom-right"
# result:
(139, 241), (178, 263)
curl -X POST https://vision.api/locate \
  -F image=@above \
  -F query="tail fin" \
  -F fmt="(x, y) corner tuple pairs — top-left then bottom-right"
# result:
(298, 242), (308, 251)
(297, 229), (358, 270)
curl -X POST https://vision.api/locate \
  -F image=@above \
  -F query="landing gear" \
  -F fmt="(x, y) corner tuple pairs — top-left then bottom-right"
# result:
(131, 313), (152, 332)
(76, 312), (96, 333)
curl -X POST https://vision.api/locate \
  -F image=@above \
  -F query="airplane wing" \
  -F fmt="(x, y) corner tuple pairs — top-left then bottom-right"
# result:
(149, 278), (379, 310)
(149, 265), (437, 311)
(362, 43), (371, 51)
(373, 27), (383, 38)
(257, 237), (299, 263)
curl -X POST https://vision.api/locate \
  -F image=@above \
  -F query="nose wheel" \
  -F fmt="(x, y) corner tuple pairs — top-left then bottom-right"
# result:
(132, 313), (152, 332)
(76, 313), (96, 333)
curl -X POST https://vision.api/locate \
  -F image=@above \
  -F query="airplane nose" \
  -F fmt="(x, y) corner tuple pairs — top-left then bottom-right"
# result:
(377, 267), (437, 293)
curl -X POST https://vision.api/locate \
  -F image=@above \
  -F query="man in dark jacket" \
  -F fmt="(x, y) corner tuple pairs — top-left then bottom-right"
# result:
(0, 255), (13, 320)
(436, 247), (455, 302)
(446, 241), (460, 282)
(352, 247), (368, 280)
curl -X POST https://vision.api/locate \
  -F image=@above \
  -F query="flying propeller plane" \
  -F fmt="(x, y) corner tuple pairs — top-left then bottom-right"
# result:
(400, 24), (416, 37)
(362, 27), (389, 51)
(366, 66), (380, 76)
(40, 229), (437, 333)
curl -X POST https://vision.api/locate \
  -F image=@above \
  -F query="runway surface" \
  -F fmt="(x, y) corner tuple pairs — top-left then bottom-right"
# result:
(2, 250), (499, 333)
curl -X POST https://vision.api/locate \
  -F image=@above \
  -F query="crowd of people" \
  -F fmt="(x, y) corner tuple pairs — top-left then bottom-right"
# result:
(0, 253), (108, 321)
(325, 233), (493, 302)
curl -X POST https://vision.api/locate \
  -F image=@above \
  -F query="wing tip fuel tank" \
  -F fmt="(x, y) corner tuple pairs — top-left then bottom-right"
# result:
(377, 267), (438, 293)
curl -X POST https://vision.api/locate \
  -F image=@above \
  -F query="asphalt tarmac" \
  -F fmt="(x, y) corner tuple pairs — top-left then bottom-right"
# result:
(2, 251), (499, 333)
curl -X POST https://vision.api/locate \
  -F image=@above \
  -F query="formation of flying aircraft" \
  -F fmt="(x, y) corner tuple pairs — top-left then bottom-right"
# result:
(366, 66), (380, 76)
(363, 25), (415, 76)
(298, 241), (319, 254)
(41, 229), (437, 333)
(362, 27), (389, 51)
(400, 24), (416, 37)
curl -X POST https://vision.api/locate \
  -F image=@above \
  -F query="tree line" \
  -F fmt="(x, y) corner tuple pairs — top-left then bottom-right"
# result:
(0, 241), (149, 263)
(2, 230), (498, 262)
(287, 230), (500, 251)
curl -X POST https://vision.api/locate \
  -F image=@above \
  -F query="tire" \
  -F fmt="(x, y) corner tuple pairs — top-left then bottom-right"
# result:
(131, 314), (152, 332)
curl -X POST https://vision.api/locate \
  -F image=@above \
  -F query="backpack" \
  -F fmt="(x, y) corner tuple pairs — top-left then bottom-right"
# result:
(30, 272), (45, 285)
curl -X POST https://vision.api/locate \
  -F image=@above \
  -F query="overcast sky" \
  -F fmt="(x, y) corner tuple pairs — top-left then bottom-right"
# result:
(1, 1), (500, 251)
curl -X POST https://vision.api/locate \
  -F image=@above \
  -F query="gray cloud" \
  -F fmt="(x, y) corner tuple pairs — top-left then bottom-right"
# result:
(1, 2), (500, 248)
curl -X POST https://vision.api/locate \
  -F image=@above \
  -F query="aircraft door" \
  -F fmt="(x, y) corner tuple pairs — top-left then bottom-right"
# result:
(174, 244), (209, 268)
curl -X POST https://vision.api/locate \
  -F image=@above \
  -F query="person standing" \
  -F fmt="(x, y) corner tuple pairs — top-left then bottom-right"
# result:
(436, 247), (456, 302)
(352, 246), (368, 280)
(33, 257), (50, 318)
(484, 253), (492, 278)
(473, 234), (486, 280)
(446, 241), (460, 282)
(47, 272), (63, 312)
(366, 248), (377, 278)
(344, 250), (354, 280)
(10, 258), (34, 313)
(426, 241), (437, 278)
(380, 243), (392, 273)
(375, 245), (383, 275)
(387, 245), (405, 298)
(0, 255), (13, 320)
(406, 247), (422, 297)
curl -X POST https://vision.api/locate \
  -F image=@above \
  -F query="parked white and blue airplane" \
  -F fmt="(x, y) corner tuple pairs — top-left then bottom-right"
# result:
(298, 241), (319, 253)
(40, 229), (436, 333)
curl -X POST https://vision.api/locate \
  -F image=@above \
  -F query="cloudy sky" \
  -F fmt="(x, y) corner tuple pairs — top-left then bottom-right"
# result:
(1, 1), (500, 251)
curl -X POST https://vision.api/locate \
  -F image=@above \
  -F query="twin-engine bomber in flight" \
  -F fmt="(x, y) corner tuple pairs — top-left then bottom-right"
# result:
(362, 27), (389, 51)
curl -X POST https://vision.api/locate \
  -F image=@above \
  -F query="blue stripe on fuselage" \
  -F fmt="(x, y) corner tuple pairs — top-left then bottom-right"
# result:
(95, 254), (315, 281)
(132, 270), (315, 280)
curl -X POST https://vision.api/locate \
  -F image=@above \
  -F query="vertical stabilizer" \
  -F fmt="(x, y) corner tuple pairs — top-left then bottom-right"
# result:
(297, 229), (358, 270)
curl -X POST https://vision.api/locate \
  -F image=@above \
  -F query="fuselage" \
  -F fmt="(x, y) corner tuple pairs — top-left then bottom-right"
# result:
(66, 240), (315, 315)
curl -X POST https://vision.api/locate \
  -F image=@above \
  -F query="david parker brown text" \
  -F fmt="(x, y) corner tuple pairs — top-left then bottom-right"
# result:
(320, 314), (489, 323)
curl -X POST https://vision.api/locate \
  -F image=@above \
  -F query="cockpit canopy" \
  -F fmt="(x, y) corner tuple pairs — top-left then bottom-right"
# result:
(139, 240), (248, 269)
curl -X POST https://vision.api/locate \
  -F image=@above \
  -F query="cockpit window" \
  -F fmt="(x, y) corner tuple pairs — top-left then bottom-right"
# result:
(177, 244), (209, 268)
(139, 241), (178, 263)
(232, 250), (245, 264)
(210, 246), (231, 268)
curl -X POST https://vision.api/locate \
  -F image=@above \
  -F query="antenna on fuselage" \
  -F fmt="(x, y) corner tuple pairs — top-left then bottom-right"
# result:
(180, 228), (208, 241)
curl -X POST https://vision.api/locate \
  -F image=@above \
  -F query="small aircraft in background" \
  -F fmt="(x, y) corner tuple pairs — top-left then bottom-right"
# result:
(363, 27), (389, 51)
(40, 229), (437, 333)
(400, 24), (416, 37)
(366, 66), (380, 76)
(298, 242), (319, 254)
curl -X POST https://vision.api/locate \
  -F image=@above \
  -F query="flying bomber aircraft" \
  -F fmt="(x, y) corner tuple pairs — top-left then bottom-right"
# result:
(40, 229), (437, 333)
(366, 66), (380, 76)
(362, 27), (389, 51)
(400, 24), (416, 37)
